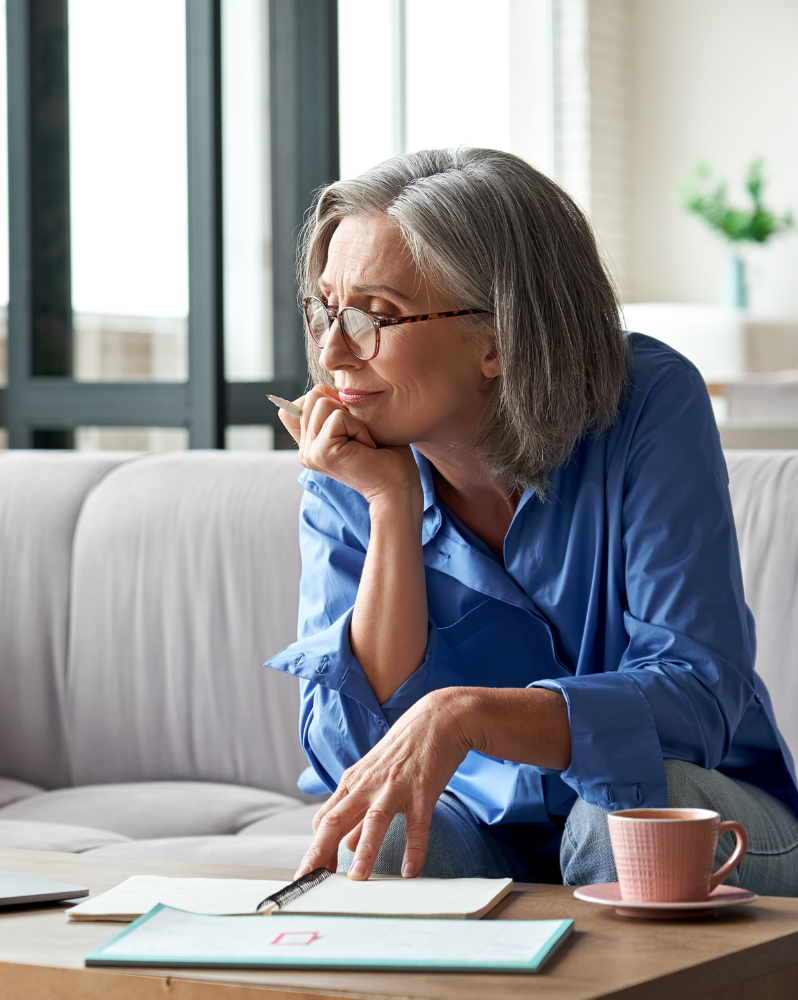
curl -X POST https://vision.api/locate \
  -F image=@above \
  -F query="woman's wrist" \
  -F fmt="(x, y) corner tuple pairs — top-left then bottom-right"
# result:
(367, 482), (424, 527)
(426, 686), (572, 770)
(424, 687), (485, 756)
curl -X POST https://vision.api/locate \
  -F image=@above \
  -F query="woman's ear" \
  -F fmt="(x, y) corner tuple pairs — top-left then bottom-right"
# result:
(480, 346), (501, 381)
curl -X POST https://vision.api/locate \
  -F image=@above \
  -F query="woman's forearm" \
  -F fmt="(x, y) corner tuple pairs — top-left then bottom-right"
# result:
(350, 490), (429, 705)
(453, 686), (572, 770)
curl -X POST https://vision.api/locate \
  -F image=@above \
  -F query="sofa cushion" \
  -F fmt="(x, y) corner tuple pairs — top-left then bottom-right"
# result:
(85, 834), (313, 869)
(726, 451), (798, 762)
(65, 452), (309, 797)
(0, 777), (43, 809)
(0, 781), (304, 839)
(0, 451), (136, 788)
(0, 819), (130, 853)
(237, 803), (318, 837)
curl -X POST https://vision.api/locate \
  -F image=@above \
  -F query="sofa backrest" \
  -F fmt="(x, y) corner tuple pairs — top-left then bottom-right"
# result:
(0, 448), (796, 793)
(724, 451), (798, 761)
(65, 451), (309, 798)
(0, 450), (309, 798)
(0, 452), (132, 788)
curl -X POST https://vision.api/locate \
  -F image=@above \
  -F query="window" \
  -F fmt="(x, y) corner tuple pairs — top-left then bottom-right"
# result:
(0, 0), (338, 452)
(339, 0), (555, 180)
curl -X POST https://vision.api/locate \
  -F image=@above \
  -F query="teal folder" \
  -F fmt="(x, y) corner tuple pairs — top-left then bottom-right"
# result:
(86, 904), (574, 974)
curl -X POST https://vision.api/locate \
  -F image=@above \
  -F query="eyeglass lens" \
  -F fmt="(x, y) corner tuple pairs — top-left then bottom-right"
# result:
(305, 297), (377, 359)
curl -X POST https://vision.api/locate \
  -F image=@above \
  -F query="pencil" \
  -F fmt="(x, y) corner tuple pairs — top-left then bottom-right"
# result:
(266, 394), (303, 419)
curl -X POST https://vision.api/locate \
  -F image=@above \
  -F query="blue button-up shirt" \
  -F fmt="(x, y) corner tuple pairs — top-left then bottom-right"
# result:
(266, 334), (798, 827)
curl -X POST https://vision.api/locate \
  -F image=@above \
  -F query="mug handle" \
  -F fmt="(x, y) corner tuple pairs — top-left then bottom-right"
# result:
(709, 821), (749, 892)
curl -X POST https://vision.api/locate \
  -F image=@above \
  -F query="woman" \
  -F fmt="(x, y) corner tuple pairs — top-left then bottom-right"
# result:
(266, 148), (798, 891)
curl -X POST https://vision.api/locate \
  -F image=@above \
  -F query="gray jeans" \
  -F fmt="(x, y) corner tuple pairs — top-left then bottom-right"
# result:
(561, 759), (798, 895)
(339, 761), (798, 894)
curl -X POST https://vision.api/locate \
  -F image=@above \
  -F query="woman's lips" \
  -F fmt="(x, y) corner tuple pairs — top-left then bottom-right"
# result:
(338, 389), (383, 405)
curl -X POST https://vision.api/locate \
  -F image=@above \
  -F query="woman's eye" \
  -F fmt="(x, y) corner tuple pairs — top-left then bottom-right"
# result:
(370, 301), (398, 318)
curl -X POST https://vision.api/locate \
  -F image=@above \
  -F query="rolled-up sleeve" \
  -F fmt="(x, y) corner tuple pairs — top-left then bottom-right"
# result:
(266, 475), (478, 794)
(265, 477), (383, 791)
(532, 365), (756, 810)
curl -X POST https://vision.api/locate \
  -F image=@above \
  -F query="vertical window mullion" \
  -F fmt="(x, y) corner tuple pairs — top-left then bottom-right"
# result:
(186, 0), (225, 448)
(268, 0), (338, 393)
(6, 0), (73, 447)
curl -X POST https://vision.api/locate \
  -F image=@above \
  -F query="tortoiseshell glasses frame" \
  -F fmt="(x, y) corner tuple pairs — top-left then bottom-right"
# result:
(302, 295), (491, 361)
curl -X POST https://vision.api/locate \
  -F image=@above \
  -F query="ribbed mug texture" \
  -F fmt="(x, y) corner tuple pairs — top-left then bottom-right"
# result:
(608, 809), (721, 902)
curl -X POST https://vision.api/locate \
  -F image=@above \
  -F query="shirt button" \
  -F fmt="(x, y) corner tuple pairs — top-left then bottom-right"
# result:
(754, 693), (763, 705)
(292, 653), (305, 668)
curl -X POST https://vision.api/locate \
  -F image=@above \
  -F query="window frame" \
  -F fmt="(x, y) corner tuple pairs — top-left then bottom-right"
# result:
(0, 0), (338, 448)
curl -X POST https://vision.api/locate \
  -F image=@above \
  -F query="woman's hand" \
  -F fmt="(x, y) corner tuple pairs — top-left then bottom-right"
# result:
(295, 686), (571, 881)
(279, 386), (421, 506)
(295, 689), (474, 881)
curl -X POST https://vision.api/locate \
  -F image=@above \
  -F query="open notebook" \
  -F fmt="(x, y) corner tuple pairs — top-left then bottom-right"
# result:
(68, 872), (513, 922)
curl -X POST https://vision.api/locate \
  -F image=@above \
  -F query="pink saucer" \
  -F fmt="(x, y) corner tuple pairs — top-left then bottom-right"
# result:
(573, 882), (758, 919)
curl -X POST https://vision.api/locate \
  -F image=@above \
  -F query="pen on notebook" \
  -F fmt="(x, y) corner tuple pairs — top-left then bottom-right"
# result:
(266, 394), (303, 419)
(255, 867), (332, 914)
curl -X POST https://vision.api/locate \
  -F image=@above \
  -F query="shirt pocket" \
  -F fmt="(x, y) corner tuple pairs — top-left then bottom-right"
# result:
(435, 597), (572, 688)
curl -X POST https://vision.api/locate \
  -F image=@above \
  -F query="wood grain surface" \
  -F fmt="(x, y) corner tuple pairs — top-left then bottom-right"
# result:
(1, 847), (798, 1000)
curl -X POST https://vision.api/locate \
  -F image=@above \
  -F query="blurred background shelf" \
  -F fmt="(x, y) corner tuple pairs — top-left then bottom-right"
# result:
(622, 303), (798, 449)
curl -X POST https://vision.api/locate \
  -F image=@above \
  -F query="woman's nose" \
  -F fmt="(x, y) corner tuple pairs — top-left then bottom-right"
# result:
(319, 318), (362, 372)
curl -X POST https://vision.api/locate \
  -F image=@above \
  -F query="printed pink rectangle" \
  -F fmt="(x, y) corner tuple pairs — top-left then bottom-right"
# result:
(271, 931), (319, 946)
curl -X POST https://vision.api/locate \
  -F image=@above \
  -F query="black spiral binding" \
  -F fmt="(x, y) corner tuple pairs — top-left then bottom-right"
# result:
(256, 867), (333, 913)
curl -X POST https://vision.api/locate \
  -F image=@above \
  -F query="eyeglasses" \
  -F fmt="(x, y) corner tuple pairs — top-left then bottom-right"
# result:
(302, 295), (490, 361)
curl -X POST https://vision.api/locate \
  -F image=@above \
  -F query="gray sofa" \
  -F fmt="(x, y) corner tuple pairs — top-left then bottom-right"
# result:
(0, 448), (796, 869)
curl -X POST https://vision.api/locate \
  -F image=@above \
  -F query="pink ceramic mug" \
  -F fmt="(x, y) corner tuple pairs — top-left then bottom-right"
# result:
(607, 808), (748, 903)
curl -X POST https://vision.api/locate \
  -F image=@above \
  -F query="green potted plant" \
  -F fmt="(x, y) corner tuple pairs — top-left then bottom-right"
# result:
(678, 159), (793, 309)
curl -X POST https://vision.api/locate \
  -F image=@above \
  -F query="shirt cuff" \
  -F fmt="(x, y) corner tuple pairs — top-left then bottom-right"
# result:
(264, 608), (384, 718)
(531, 674), (667, 810)
(297, 765), (331, 795)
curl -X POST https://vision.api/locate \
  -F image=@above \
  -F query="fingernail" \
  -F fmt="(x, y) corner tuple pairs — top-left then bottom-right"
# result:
(402, 862), (415, 877)
(349, 860), (366, 877)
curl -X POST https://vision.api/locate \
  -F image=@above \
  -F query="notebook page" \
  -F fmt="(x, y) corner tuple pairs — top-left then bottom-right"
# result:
(281, 874), (512, 919)
(67, 876), (290, 921)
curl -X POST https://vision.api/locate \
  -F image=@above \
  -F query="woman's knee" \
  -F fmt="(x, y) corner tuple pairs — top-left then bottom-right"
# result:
(560, 797), (616, 886)
(664, 758), (798, 895)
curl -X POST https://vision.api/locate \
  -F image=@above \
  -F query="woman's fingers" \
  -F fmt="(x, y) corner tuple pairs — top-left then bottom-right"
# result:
(347, 801), (396, 880)
(401, 811), (432, 878)
(293, 841), (339, 879)
(306, 399), (376, 453)
(310, 774), (352, 834)
(296, 801), (363, 877)
(342, 818), (365, 852)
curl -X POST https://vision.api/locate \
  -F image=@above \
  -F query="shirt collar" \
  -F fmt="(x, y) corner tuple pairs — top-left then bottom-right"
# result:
(411, 448), (443, 545)
(412, 446), (542, 549)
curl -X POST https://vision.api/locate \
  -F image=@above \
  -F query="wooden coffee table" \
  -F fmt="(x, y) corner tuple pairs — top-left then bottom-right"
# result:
(1, 848), (797, 999)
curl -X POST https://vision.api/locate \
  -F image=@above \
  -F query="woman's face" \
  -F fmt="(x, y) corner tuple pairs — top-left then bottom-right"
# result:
(317, 213), (497, 448)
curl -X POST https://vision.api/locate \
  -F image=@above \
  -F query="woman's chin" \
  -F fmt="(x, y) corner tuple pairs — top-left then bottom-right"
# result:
(368, 431), (416, 449)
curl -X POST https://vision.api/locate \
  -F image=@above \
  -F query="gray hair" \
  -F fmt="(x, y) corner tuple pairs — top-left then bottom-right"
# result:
(299, 147), (627, 496)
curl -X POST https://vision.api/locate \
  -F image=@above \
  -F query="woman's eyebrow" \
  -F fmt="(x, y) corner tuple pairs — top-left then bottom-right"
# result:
(349, 283), (410, 300)
(317, 280), (414, 304)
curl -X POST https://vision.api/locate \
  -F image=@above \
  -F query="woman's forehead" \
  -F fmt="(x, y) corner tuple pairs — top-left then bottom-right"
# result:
(321, 214), (418, 297)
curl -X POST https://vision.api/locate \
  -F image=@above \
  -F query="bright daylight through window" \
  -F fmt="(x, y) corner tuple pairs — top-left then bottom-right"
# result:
(338, 0), (555, 181)
(68, 0), (189, 451)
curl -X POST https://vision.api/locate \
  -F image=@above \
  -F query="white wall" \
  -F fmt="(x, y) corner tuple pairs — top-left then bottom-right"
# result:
(627, 0), (798, 316)
(556, 0), (632, 295)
